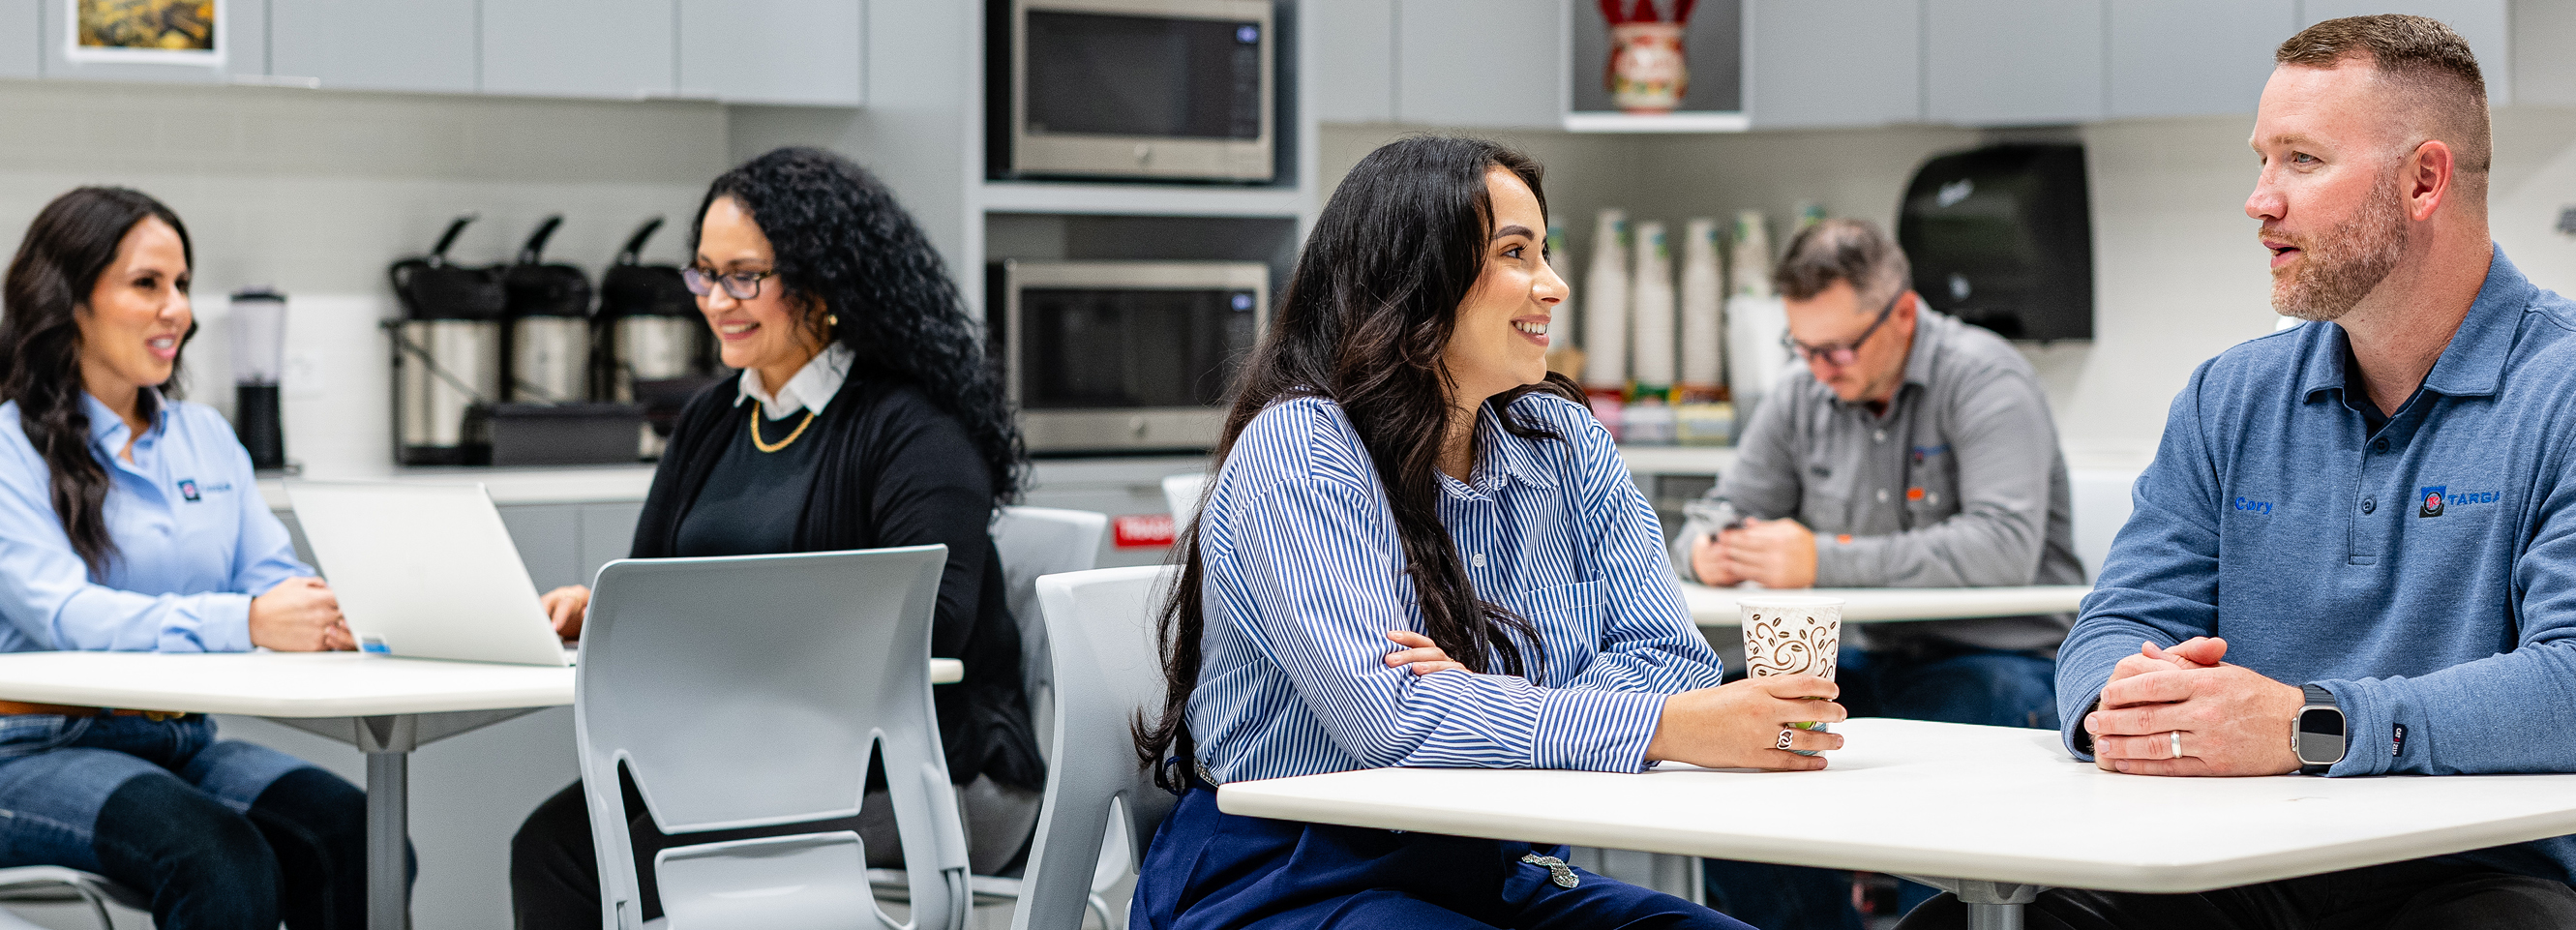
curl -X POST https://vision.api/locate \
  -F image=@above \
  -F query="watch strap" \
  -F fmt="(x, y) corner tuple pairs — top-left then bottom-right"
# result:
(2297, 684), (2342, 775)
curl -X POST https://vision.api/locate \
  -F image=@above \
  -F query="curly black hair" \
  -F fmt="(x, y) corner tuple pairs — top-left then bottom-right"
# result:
(693, 147), (1025, 504)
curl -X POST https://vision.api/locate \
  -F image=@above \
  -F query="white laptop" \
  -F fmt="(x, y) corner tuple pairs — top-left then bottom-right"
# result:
(285, 481), (572, 667)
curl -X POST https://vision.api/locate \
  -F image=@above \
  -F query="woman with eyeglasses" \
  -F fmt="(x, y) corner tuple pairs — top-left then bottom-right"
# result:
(506, 147), (1045, 928)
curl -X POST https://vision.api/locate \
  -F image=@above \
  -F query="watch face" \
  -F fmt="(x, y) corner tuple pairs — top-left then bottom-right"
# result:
(2297, 707), (2347, 765)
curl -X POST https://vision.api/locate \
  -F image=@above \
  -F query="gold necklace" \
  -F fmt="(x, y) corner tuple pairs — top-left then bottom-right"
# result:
(750, 407), (817, 453)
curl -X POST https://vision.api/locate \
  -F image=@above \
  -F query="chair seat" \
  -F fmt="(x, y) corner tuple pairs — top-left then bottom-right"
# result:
(0, 866), (147, 930)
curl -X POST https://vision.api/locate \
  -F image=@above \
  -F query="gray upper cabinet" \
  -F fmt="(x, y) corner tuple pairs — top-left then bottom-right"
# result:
(576, 501), (644, 588)
(1746, 0), (1920, 129)
(496, 504), (583, 593)
(270, 0), (477, 94)
(1926, 0), (2105, 126)
(677, 0), (862, 105)
(482, 0), (676, 99)
(2108, 0), (2295, 119)
(1394, 0), (1562, 129)
(1306, 0), (1395, 123)
(2298, 0), (2508, 105)
(41, 0), (266, 84)
(2, 0), (36, 79)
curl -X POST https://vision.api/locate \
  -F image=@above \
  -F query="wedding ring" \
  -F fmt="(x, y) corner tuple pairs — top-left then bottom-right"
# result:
(1777, 729), (1797, 751)
(2171, 731), (2184, 759)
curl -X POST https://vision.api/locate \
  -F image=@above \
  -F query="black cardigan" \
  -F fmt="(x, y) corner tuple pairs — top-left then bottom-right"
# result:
(630, 375), (1045, 792)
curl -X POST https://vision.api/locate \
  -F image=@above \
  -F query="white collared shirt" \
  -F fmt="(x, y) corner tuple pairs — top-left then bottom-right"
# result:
(734, 343), (854, 419)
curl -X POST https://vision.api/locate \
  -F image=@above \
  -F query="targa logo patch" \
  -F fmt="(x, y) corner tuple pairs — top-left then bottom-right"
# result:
(177, 479), (200, 502)
(2418, 485), (2500, 518)
(2419, 486), (2445, 518)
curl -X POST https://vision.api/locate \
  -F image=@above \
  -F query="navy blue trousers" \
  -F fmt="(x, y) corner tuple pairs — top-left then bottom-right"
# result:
(1135, 786), (1752, 930)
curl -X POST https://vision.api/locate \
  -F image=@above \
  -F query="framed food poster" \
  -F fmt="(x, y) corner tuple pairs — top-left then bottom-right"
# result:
(66, 0), (224, 66)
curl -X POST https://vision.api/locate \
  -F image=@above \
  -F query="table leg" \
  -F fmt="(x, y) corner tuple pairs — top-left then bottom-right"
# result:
(366, 747), (409, 930)
(1955, 880), (2039, 930)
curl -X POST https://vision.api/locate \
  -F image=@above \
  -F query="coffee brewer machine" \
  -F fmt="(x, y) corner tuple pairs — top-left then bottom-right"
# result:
(228, 287), (286, 470)
(595, 217), (716, 458)
(388, 216), (506, 465)
(502, 215), (593, 403)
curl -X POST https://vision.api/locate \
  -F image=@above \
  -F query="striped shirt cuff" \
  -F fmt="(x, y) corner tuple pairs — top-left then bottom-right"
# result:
(1532, 687), (1664, 772)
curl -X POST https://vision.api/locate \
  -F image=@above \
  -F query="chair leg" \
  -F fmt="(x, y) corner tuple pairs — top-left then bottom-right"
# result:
(73, 885), (115, 930)
(1087, 892), (1115, 930)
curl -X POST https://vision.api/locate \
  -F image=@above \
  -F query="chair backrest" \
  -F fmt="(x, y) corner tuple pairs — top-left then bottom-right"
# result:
(577, 547), (970, 930)
(1011, 565), (1183, 930)
(990, 506), (1110, 762)
(1160, 473), (1206, 526)
(2069, 466), (2140, 583)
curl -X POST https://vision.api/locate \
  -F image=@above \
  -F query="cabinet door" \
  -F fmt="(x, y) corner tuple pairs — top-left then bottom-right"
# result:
(1746, 0), (1921, 129)
(269, 0), (476, 94)
(498, 504), (584, 592)
(1925, 0), (2105, 125)
(677, 0), (862, 105)
(2107, 0), (2294, 119)
(481, 0), (676, 99)
(42, 0), (267, 84)
(1393, 0), (1563, 129)
(577, 501), (644, 588)
(1, 0), (36, 79)
(2298, 0), (2508, 104)
(1306, 0), (1395, 123)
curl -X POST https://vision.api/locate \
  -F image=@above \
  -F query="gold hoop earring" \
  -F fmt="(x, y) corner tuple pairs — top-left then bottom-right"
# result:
(826, 314), (839, 326)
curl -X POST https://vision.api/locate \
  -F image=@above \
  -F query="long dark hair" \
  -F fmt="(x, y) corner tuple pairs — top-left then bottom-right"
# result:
(1135, 135), (1585, 785)
(1, 187), (195, 579)
(691, 146), (1025, 503)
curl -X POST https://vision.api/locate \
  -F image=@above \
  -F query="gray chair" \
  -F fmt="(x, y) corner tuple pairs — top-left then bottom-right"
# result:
(1009, 566), (1183, 930)
(989, 505), (1111, 764)
(577, 546), (971, 930)
(1159, 474), (1206, 527)
(0, 867), (146, 929)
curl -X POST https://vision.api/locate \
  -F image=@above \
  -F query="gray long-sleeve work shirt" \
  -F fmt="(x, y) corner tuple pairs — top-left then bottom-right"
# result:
(1672, 309), (2082, 654)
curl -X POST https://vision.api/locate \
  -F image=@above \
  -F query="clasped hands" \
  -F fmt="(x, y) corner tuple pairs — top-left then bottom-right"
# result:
(2084, 636), (2305, 776)
(1690, 518), (1819, 589)
(1384, 630), (1844, 772)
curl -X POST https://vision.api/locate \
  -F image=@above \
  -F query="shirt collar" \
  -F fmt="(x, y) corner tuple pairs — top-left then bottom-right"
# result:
(1898, 306), (1945, 391)
(1438, 400), (1560, 499)
(734, 343), (854, 419)
(81, 388), (166, 446)
(2298, 244), (2532, 402)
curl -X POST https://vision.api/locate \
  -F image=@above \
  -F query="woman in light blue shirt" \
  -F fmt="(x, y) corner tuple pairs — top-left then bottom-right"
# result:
(0, 187), (390, 929)
(1129, 136), (1847, 930)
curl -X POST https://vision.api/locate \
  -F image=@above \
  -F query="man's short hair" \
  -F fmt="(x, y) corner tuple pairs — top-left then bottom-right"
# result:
(2275, 15), (2491, 189)
(1773, 218), (1909, 310)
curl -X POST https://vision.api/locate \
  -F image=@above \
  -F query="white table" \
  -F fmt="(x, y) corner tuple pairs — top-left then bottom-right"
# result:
(0, 651), (966, 930)
(1682, 584), (2092, 628)
(1218, 718), (2576, 929)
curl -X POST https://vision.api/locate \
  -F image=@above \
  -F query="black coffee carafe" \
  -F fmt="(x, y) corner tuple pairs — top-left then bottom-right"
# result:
(388, 216), (506, 465)
(595, 217), (717, 458)
(502, 216), (594, 404)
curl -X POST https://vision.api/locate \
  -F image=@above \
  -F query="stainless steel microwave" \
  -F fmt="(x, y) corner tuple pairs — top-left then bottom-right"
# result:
(1001, 0), (1275, 182)
(993, 260), (1268, 453)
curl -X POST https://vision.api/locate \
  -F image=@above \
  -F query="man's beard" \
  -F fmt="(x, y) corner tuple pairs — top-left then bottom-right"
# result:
(2270, 181), (2411, 322)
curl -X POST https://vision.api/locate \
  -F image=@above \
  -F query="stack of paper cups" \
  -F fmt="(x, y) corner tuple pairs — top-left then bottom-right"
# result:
(1729, 210), (1774, 298)
(1630, 221), (1675, 392)
(1582, 209), (1631, 391)
(1678, 218), (1723, 398)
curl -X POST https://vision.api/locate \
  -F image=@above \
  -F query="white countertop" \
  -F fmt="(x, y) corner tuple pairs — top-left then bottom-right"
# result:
(259, 465), (660, 509)
(1681, 584), (2093, 627)
(1616, 444), (1735, 476)
(1216, 718), (2576, 894)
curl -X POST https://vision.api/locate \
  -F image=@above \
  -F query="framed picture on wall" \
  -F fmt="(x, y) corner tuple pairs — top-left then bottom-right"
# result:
(65, 0), (224, 66)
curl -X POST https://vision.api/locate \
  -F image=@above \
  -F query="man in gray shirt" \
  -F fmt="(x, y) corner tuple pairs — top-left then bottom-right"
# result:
(1686, 219), (2083, 930)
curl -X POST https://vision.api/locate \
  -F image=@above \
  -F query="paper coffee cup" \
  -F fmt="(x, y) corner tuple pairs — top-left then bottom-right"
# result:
(1739, 595), (1842, 755)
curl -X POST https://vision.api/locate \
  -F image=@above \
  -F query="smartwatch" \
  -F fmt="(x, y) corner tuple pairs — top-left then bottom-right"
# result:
(2294, 683), (2347, 775)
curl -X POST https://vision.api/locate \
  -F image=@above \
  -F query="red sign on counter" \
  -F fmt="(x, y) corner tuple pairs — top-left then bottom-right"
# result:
(1113, 513), (1177, 549)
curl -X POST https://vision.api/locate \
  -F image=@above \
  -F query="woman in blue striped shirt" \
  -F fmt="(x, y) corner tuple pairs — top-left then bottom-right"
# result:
(1130, 136), (1846, 930)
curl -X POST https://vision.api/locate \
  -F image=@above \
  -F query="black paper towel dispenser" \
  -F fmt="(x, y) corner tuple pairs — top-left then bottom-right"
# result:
(1897, 143), (2094, 342)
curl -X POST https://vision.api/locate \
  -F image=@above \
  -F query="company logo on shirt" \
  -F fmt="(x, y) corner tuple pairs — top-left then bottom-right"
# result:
(177, 479), (200, 502)
(1910, 444), (1949, 464)
(2418, 486), (2499, 518)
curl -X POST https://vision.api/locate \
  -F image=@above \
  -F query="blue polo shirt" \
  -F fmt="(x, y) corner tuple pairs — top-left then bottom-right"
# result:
(2064, 246), (2576, 883)
(0, 391), (310, 653)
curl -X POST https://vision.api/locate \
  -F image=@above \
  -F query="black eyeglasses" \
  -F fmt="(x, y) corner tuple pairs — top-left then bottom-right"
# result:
(680, 266), (777, 301)
(1782, 290), (1902, 367)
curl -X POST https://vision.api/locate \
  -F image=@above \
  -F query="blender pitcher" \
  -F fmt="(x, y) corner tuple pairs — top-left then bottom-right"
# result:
(229, 287), (287, 470)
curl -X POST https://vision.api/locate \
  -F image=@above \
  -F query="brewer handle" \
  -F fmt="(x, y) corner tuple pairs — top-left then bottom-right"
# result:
(614, 217), (665, 267)
(428, 214), (477, 264)
(518, 215), (565, 265)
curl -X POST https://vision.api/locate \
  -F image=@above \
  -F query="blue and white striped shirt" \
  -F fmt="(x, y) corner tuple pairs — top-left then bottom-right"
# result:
(1187, 392), (1723, 784)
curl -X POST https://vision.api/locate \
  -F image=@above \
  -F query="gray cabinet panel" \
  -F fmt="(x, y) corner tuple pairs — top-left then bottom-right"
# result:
(1746, 0), (1920, 129)
(577, 501), (644, 587)
(481, 0), (676, 99)
(498, 504), (583, 592)
(1306, 0), (1395, 123)
(1925, 0), (2105, 125)
(269, 0), (477, 94)
(1, 0), (36, 79)
(677, 0), (862, 105)
(2108, 0), (2294, 119)
(42, 0), (266, 84)
(2297, 0), (2508, 104)
(1393, 0), (1562, 129)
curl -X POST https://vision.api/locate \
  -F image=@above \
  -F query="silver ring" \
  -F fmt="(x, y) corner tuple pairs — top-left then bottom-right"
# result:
(2171, 730), (2184, 759)
(1777, 729), (1797, 751)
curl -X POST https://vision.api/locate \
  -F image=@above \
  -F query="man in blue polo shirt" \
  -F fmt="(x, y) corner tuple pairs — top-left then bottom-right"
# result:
(1899, 14), (2576, 930)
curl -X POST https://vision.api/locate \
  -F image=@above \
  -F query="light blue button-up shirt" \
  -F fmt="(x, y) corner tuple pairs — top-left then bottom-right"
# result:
(0, 391), (310, 653)
(1188, 391), (1724, 784)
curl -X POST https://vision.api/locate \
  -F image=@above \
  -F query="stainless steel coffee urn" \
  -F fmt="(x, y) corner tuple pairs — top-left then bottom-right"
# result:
(595, 217), (716, 458)
(388, 216), (505, 465)
(502, 216), (594, 404)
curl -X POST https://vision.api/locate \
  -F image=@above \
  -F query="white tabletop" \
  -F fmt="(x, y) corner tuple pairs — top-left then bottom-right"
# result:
(0, 652), (965, 718)
(1682, 584), (2092, 627)
(1217, 718), (2576, 894)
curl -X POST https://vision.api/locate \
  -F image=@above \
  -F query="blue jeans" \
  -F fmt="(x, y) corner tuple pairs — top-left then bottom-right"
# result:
(1703, 645), (2058, 930)
(0, 713), (399, 930)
